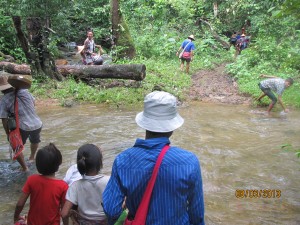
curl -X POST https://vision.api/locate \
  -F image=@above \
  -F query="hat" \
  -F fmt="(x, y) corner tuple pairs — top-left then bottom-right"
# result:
(76, 45), (84, 54)
(135, 91), (184, 132)
(188, 35), (195, 41)
(8, 75), (32, 89)
(0, 76), (13, 91)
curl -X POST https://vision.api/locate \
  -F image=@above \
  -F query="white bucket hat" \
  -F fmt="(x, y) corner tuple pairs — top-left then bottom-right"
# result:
(135, 91), (184, 132)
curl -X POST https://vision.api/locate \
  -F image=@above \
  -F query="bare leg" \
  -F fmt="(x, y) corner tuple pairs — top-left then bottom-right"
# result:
(186, 62), (190, 74)
(257, 93), (266, 101)
(180, 61), (184, 71)
(29, 143), (39, 161)
(267, 103), (275, 114)
(16, 152), (28, 171)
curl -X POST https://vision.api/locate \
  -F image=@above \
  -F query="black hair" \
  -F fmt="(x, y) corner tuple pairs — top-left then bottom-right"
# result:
(146, 130), (173, 139)
(86, 28), (93, 34)
(77, 144), (103, 175)
(36, 143), (62, 175)
(286, 77), (294, 85)
(1, 87), (14, 94)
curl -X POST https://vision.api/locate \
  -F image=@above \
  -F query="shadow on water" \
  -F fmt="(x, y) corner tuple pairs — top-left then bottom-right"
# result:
(0, 102), (300, 224)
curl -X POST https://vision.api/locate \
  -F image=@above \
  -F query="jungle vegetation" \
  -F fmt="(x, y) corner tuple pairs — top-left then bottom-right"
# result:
(0, 0), (299, 108)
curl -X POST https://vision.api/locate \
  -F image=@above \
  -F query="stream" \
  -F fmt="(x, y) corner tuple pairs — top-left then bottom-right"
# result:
(0, 102), (299, 225)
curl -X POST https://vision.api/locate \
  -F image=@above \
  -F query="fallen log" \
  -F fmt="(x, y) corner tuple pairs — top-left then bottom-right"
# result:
(0, 62), (31, 74)
(0, 62), (146, 81)
(59, 64), (146, 81)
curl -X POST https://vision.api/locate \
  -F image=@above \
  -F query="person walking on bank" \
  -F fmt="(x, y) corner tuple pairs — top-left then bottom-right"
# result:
(257, 74), (294, 114)
(103, 91), (205, 225)
(0, 76), (42, 171)
(176, 35), (196, 74)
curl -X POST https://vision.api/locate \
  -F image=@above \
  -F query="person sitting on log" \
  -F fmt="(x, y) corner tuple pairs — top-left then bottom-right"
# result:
(82, 30), (104, 65)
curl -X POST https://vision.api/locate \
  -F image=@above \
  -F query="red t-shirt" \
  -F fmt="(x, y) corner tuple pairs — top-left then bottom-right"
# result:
(22, 174), (68, 225)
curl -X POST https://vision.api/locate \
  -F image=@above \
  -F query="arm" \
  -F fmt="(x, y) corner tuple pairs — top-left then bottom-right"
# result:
(176, 46), (183, 56)
(2, 118), (9, 136)
(61, 200), (73, 221)
(260, 74), (278, 78)
(14, 192), (29, 222)
(102, 161), (125, 225)
(277, 95), (289, 112)
(187, 159), (205, 225)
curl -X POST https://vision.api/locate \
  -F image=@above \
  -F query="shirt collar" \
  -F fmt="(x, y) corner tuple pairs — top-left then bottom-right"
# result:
(134, 137), (170, 149)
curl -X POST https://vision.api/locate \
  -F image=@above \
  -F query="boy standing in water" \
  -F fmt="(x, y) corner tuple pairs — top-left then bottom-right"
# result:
(257, 74), (294, 114)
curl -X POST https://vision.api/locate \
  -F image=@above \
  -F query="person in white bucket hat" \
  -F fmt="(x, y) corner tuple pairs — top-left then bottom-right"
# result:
(103, 91), (205, 225)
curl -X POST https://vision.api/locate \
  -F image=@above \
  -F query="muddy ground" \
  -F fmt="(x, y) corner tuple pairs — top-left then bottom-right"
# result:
(189, 63), (252, 105)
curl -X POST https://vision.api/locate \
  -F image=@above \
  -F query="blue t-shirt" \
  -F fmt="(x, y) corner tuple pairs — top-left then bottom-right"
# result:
(181, 39), (196, 53)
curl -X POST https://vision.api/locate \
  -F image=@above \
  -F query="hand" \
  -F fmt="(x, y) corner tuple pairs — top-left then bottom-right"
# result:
(259, 74), (265, 78)
(284, 108), (290, 113)
(176, 52), (178, 56)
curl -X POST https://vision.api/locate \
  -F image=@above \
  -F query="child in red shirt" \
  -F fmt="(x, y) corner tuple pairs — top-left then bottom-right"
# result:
(14, 143), (68, 225)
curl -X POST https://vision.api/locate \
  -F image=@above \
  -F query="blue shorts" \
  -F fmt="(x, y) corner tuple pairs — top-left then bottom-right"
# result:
(259, 83), (277, 104)
(20, 127), (42, 145)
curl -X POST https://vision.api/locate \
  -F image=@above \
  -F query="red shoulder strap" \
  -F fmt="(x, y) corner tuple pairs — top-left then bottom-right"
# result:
(133, 145), (170, 224)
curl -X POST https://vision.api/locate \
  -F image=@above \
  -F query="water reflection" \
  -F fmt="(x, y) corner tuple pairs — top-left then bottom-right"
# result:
(0, 102), (299, 224)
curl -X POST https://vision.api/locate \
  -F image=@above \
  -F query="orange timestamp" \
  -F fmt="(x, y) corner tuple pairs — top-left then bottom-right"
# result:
(235, 189), (281, 198)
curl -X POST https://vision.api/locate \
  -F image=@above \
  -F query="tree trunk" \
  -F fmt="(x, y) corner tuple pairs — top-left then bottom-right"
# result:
(111, 0), (136, 59)
(0, 62), (31, 74)
(12, 16), (63, 81)
(0, 62), (146, 81)
(198, 18), (230, 50)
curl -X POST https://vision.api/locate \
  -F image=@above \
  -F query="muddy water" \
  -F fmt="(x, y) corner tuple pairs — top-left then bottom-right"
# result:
(0, 102), (299, 225)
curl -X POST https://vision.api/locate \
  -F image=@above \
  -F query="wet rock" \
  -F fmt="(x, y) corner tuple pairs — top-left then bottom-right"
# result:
(0, 159), (36, 187)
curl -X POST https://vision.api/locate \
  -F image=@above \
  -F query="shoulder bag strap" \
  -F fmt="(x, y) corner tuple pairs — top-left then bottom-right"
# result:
(14, 90), (20, 129)
(133, 144), (170, 224)
(182, 40), (192, 52)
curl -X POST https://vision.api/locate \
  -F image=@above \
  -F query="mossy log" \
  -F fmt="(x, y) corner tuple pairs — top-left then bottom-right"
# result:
(0, 62), (146, 81)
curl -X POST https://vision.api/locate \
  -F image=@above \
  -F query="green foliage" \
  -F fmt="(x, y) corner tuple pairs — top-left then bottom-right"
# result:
(30, 48), (232, 106)
(225, 1), (300, 108)
(1, 0), (299, 110)
(281, 144), (300, 159)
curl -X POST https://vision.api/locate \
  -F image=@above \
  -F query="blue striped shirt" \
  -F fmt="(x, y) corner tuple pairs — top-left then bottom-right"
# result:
(103, 137), (205, 225)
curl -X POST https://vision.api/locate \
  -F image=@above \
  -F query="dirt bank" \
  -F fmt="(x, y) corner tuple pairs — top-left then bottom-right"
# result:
(189, 63), (252, 104)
